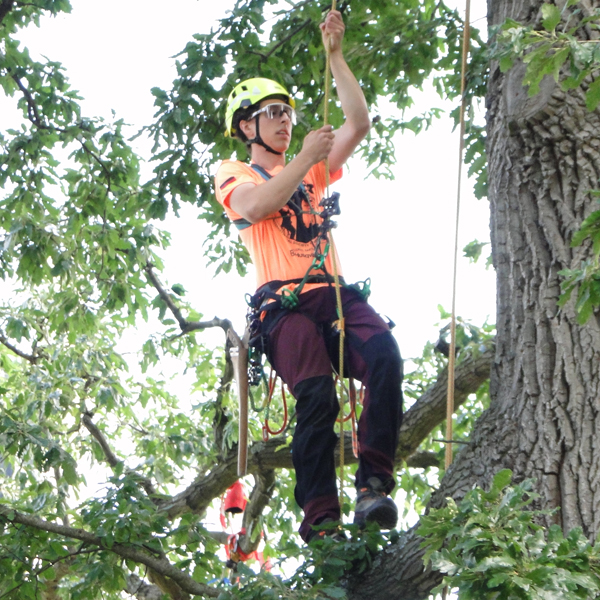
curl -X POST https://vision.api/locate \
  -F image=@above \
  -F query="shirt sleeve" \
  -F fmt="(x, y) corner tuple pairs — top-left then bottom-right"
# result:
(215, 161), (257, 211)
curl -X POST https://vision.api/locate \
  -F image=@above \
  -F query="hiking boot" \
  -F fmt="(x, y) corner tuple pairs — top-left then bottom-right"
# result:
(353, 477), (398, 530)
(306, 518), (346, 544)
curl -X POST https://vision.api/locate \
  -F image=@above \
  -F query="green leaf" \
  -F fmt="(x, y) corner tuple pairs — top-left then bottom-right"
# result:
(62, 461), (78, 486)
(541, 4), (561, 32)
(586, 78), (600, 111)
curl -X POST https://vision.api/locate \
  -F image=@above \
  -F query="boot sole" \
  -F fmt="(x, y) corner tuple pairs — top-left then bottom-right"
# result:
(354, 502), (398, 530)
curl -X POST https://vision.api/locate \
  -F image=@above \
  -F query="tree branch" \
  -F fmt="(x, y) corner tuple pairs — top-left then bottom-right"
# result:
(265, 18), (311, 60)
(11, 72), (45, 127)
(397, 346), (493, 460)
(0, 506), (221, 599)
(81, 413), (158, 497)
(160, 344), (493, 520)
(144, 262), (232, 335)
(0, 332), (39, 363)
(238, 469), (276, 556)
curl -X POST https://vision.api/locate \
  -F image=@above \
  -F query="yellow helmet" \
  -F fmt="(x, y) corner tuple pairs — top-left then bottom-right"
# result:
(225, 77), (295, 138)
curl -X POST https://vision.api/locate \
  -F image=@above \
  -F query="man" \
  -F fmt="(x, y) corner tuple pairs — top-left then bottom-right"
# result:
(215, 10), (403, 543)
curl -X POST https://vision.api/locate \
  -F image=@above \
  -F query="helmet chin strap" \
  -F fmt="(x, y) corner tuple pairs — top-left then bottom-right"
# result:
(246, 116), (283, 156)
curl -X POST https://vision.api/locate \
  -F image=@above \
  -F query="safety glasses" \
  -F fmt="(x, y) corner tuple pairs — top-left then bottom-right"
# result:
(250, 103), (297, 125)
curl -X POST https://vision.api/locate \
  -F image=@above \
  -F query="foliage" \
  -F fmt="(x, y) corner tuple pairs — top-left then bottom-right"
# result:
(419, 469), (600, 600)
(5, 0), (600, 598)
(145, 0), (489, 272)
(491, 1), (600, 107)
(215, 523), (394, 600)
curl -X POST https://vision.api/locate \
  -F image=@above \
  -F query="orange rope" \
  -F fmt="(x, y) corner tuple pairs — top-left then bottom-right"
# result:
(262, 370), (288, 439)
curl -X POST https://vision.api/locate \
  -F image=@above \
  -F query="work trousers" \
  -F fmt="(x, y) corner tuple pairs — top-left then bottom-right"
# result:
(265, 286), (403, 541)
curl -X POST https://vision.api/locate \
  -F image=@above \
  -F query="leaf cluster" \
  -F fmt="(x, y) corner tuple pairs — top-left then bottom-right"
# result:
(419, 469), (600, 599)
(142, 0), (487, 271)
(491, 1), (600, 108)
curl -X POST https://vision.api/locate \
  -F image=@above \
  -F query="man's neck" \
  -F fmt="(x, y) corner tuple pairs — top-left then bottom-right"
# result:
(250, 145), (286, 171)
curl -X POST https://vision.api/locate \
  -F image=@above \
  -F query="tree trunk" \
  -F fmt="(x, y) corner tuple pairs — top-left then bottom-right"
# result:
(348, 0), (600, 598)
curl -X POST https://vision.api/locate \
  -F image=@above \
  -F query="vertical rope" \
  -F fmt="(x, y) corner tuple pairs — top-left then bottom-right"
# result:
(322, 0), (346, 514)
(445, 0), (471, 469)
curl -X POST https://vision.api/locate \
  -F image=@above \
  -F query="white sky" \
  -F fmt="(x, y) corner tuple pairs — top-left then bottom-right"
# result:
(1, 0), (494, 364)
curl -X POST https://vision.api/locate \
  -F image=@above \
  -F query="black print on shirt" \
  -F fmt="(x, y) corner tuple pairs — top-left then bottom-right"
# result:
(279, 186), (319, 243)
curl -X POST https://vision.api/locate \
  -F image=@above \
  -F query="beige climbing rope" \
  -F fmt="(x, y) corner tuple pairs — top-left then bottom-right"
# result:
(322, 0), (347, 513)
(445, 0), (471, 472)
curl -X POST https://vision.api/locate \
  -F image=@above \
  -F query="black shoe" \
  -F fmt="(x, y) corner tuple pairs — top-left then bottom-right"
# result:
(353, 477), (398, 530)
(306, 518), (346, 544)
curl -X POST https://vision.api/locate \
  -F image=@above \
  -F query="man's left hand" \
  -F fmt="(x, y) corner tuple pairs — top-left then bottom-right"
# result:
(320, 10), (345, 54)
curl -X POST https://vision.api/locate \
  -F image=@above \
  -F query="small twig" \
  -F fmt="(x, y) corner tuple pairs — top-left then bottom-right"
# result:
(9, 72), (114, 190)
(144, 262), (231, 335)
(82, 414), (157, 497)
(11, 74), (45, 127)
(265, 18), (312, 60)
(432, 438), (472, 445)
(0, 332), (38, 363)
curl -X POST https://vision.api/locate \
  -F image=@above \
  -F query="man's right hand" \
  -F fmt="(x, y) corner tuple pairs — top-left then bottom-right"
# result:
(300, 125), (335, 165)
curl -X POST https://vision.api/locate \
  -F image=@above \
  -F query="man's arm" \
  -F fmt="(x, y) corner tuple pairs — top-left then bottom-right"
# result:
(322, 10), (370, 174)
(229, 126), (335, 223)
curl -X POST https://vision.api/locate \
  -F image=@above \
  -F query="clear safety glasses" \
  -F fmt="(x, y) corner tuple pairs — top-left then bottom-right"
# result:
(250, 103), (297, 125)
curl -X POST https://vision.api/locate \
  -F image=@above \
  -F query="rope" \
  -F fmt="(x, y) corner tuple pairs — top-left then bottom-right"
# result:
(445, 0), (471, 469)
(322, 0), (346, 516)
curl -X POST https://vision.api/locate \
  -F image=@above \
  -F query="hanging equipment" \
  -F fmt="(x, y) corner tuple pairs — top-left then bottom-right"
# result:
(224, 480), (248, 514)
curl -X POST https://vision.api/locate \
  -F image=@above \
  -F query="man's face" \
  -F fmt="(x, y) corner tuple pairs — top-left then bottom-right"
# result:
(242, 98), (293, 153)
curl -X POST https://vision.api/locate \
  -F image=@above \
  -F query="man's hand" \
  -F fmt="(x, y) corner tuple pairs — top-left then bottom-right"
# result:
(300, 125), (335, 165)
(320, 10), (345, 54)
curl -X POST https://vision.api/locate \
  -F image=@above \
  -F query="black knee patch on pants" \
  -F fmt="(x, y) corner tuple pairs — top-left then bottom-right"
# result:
(292, 375), (339, 508)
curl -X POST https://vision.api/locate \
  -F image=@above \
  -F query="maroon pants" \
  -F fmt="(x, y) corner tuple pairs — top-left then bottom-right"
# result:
(265, 286), (403, 541)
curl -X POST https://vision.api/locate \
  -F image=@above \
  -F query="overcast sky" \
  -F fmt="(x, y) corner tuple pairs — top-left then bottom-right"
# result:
(1, 0), (494, 365)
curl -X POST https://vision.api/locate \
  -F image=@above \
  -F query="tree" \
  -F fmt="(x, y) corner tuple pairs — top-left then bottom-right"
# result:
(0, 0), (599, 599)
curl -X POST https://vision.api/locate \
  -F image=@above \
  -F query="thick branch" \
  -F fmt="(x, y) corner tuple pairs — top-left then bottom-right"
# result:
(405, 450), (441, 469)
(397, 345), (493, 460)
(0, 505), (220, 599)
(160, 344), (492, 520)
(81, 413), (157, 497)
(239, 470), (276, 556)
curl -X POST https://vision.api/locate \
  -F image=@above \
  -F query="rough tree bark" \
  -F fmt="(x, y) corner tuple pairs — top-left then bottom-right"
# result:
(347, 1), (600, 598)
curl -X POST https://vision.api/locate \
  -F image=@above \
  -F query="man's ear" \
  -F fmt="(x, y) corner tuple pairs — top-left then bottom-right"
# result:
(239, 118), (255, 139)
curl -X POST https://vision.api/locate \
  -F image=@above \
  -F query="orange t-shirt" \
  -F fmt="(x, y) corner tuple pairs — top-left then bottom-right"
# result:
(215, 160), (343, 293)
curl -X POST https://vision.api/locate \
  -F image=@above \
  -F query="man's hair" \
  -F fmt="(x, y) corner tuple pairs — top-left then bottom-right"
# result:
(232, 103), (259, 145)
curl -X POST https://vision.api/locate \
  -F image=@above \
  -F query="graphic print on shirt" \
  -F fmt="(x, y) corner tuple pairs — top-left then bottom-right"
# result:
(279, 186), (319, 243)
